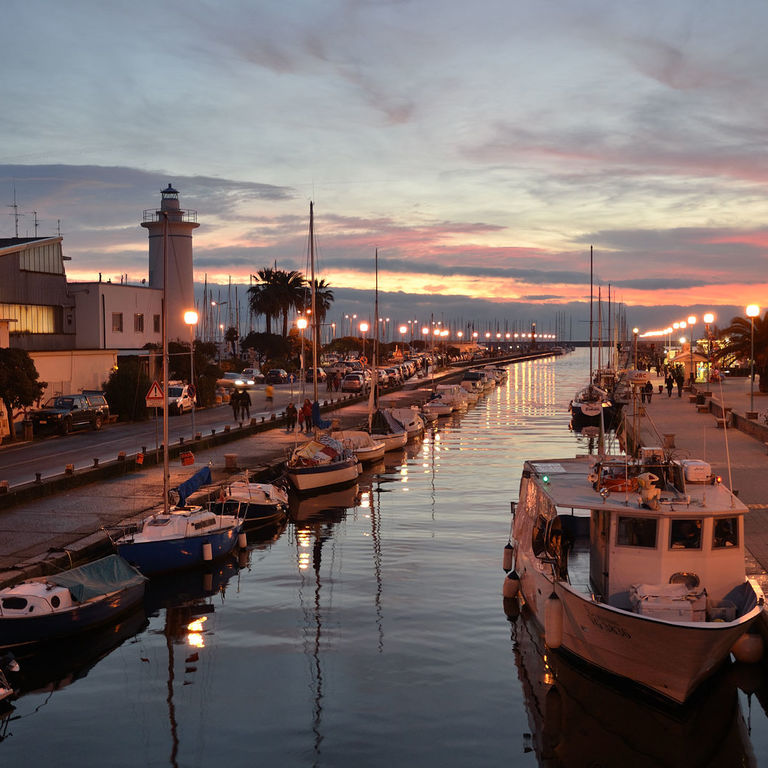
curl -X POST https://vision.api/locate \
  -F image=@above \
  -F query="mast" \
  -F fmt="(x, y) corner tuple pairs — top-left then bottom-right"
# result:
(162, 213), (170, 514)
(374, 249), (379, 405)
(309, 202), (318, 405)
(597, 285), (602, 374)
(589, 245), (594, 381)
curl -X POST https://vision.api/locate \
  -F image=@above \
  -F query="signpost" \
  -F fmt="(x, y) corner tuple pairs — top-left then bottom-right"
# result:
(146, 381), (164, 459)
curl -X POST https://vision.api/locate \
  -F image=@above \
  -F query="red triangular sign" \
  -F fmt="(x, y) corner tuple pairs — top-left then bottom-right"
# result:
(146, 381), (163, 400)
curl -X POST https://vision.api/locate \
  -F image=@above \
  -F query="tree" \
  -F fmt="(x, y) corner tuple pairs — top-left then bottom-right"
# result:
(103, 356), (152, 422)
(224, 326), (239, 357)
(247, 267), (282, 335)
(716, 311), (768, 391)
(303, 278), (334, 355)
(0, 348), (45, 441)
(274, 269), (306, 337)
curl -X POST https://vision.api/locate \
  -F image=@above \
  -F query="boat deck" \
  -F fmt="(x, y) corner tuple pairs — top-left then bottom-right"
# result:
(567, 537), (592, 595)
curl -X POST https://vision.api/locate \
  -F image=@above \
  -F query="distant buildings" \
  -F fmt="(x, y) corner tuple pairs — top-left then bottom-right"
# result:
(0, 184), (197, 439)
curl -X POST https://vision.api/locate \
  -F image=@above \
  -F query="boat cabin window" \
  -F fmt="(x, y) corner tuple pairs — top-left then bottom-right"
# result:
(713, 517), (738, 548)
(1, 597), (28, 610)
(616, 516), (657, 548)
(670, 519), (702, 550)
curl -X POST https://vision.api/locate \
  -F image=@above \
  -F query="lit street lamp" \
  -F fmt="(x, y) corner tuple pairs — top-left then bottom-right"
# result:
(359, 321), (369, 361)
(183, 309), (198, 440)
(687, 315), (697, 385)
(703, 312), (715, 382)
(632, 327), (639, 368)
(747, 304), (760, 413)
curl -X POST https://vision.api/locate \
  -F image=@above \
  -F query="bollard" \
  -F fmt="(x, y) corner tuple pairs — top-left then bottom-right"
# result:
(0, 480), (8, 493)
(211, 429), (216, 436)
(179, 436), (184, 445)
(224, 425), (231, 433)
(35, 472), (42, 483)
(195, 432), (202, 440)
(65, 464), (75, 475)
(93, 458), (99, 468)
(117, 451), (126, 461)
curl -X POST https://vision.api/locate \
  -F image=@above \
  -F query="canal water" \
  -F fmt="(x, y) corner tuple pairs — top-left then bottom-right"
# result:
(2, 349), (767, 767)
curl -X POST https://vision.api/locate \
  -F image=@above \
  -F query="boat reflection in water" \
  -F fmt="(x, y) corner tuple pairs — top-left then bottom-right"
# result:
(509, 602), (758, 767)
(288, 484), (360, 524)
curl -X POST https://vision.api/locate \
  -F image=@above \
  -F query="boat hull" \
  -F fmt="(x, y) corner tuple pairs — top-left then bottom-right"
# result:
(117, 526), (240, 576)
(0, 582), (146, 650)
(516, 552), (759, 703)
(286, 458), (360, 494)
(372, 431), (408, 451)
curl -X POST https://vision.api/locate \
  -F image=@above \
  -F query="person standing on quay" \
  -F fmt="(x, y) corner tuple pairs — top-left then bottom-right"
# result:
(665, 374), (674, 398)
(240, 390), (251, 420)
(643, 379), (653, 404)
(301, 399), (313, 433)
(286, 402), (297, 432)
(231, 390), (240, 421)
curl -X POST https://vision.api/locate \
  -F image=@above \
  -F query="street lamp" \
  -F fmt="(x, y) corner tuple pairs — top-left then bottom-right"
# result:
(632, 327), (639, 369)
(703, 312), (715, 382)
(747, 304), (760, 413)
(297, 316), (308, 393)
(183, 310), (198, 440)
(686, 315), (697, 385)
(359, 321), (369, 361)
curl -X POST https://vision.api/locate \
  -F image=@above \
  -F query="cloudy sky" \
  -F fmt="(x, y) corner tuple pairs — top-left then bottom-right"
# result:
(2, 0), (767, 338)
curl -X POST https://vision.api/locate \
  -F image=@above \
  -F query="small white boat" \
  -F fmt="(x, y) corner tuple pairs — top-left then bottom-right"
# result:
(218, 478), (288, 525)
(387, 407), (425, 440)
(332, 430), (386, 463)
(504, 454), (765, 704)
(368, 408), (408, 451)
(434, 384), (469, 410)
(422, 397), (453, 417)
(286, 435), (360, 493)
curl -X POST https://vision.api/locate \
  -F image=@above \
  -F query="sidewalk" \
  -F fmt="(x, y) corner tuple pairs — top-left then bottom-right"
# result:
(628, 374), (768, 587)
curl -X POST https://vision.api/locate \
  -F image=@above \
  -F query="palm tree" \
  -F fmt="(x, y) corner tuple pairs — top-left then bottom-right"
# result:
(273, 269), (306, 338)
(715, 310), (768, 392)
(247, 268), (281, 335)
(308, 278), (334, 352)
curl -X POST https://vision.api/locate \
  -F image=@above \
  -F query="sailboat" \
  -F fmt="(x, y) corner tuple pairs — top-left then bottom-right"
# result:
(285, 202), (360, 494)
(366, 249), (407, 451)
(114, 206), (242, 575)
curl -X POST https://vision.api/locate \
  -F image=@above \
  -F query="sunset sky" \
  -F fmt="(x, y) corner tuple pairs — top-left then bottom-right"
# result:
(2, 0), (767, 338)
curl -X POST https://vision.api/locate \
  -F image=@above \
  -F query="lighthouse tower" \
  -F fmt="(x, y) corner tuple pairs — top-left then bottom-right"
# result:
(142, 184), (199, 342)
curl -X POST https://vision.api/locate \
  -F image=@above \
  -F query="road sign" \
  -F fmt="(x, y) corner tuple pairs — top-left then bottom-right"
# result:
(145, 380), (164, 408)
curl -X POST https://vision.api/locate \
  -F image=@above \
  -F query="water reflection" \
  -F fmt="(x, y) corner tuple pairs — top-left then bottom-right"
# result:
(510, 603), (757, 767)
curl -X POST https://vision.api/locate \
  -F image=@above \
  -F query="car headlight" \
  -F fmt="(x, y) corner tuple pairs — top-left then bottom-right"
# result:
(234, 379), (245, 386)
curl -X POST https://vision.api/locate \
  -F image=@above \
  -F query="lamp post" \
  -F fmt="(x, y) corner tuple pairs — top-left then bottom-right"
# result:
(359, 321), (369, 362)
(747, 304), (760, 413)
(399, 324), (407, 352)
(632, 327), (639, 369)
(183, 310), (198, 440)
(703, 312), (714, 383)
(687, 315), (697, 385)
(297, 316), (308, 396)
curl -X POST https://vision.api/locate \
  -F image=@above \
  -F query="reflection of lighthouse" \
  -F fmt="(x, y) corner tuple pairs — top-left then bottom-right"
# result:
(143, 184), (199, 342)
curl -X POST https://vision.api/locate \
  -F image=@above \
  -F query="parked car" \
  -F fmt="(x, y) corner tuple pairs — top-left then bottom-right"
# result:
(305, 367), (327, 383)
(29, 394), (104, 435)
(375, 369), (390, 385)
(167, 383), (196, 415)
(265, 369), (289, 384)
(82, 390), (111, 422)
(341, 372), (368, 394)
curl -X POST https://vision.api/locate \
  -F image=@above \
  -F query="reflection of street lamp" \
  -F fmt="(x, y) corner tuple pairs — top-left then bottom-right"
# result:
(747, 304), (760, 412)
(297, 316), (308, 394)
(632, 327), (639, 368)
(703, 312), (715, 382)
(183, 310), (198, 440)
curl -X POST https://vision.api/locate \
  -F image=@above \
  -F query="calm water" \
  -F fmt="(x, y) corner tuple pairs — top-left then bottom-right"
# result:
(3, 349), (767, 767)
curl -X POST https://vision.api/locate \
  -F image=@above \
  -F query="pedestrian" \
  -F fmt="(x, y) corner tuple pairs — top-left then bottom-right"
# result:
(301, 399), (313, 433)
(240, 389), (251, 420)
(665, 375), (674, 397)
(644, 379), (653, 404)
(231, 389), (240, 421)
(286, 401), (297, 432)
(675, 375), (683, 398)
(326, 371), (333, 391)
(265, 383), (274, 410)
(334, 372), (341, 392)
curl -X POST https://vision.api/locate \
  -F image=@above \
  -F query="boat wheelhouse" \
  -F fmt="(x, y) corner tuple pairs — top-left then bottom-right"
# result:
(507, 454), (764, 704)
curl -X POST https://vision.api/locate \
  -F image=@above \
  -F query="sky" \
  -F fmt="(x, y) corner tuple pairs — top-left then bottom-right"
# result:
(2, 0), (767, 340)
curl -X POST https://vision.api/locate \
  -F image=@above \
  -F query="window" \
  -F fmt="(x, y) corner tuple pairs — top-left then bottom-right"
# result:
(134, 313), (144, 333)
(112, 312), (123, 332)
(154, 314), (161, 333)
(0, 302), (57, 333)
(713, 517), (738, 548)
(670, 519), (702, 550)
(617, 516), (657, 548)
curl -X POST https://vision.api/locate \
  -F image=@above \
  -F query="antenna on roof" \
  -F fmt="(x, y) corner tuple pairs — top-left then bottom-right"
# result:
(8, 184), (19, 237)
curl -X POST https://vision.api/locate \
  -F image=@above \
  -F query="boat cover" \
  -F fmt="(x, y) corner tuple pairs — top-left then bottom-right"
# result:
(292, 435), (348, 465)
(174, 466), (213, 505)
(48, 555), (146, 603)
(370, 409), (405, 435)
(312, 401), (331, 430)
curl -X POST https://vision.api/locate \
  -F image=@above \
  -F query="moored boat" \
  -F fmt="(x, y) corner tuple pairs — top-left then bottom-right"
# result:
(286, 434), (360, 494)
(504, 454), (765, 704)
(332, 429), (387, 463)
(215, 478), (288, 526)
(387, 406), (425, 440)
(368, 409), (408, 450)
(0, 555), (147, 650)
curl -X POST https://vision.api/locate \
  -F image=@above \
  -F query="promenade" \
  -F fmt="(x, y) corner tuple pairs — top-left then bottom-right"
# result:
(628, 374), (768, 589)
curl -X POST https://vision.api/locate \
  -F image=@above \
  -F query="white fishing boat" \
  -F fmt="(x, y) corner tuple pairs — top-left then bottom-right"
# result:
(332, 429), (386, 463)
(285, 202), (360, 495)
(387, 406), (425, 440)
(217, 477), (288, 525)
(503, 454), (765, 704)
(434, 384), (469, 410)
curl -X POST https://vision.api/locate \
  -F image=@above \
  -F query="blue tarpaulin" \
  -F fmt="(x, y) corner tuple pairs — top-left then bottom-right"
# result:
(312, 401), (331, 429)
(174, 466), (212, 506)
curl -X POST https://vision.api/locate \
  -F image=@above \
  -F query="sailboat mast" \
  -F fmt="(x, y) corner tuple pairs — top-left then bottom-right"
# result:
(597, 285), (602, 373)
(309, 202), (319, 404)
(589, 245), (594, 380)
(162, 213), (170, 514)
(374, 248), (379, 405)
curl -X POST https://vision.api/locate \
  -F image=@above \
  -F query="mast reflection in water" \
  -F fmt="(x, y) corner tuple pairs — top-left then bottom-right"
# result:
(1, 350), (767, 767)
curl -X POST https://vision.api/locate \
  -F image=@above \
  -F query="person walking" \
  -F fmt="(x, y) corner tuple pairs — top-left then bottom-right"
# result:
(675, 374), (683, 398)
(240, 389), (251, 420)
(286, 401), (297, 432)
(231, 389), (241, 421)
(301, 399), (313, 433)
(265, 383), (274, 410)
(665, 374), (674, 398)
(643, 379), (653, 404)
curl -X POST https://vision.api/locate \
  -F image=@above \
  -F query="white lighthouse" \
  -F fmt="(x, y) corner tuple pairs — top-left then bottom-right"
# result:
(142, 184), (199, 342)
